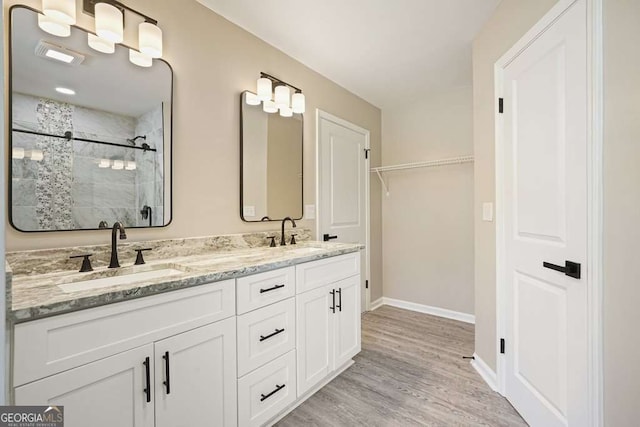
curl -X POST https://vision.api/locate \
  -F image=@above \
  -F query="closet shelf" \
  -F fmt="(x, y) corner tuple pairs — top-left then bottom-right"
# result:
(370, 155), (474, 196)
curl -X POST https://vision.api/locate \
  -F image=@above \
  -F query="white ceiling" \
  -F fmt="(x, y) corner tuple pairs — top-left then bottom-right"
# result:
(197, 0), (500, 109)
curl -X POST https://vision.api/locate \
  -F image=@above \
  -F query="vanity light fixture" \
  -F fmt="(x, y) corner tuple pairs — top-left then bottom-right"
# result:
(245, 92), (261, 106)
(37, 0), (164, 66)
(42, 0), (76, 24)
(37, 13), (70, 37)
(87, 33), (115, 53)
(125, 161), (137, 170)
(98, 159), (111, 168)
(111, 159), (124, 170)
(12, 148), (25, 159)
(249, 72), (306, 115)
(129, 49), (152, 67)
(94, 2), (123, 43)
(29, 150), (45, 161)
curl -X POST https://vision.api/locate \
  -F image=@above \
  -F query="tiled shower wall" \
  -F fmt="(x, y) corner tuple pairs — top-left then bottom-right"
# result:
(11, 93), (163, 230)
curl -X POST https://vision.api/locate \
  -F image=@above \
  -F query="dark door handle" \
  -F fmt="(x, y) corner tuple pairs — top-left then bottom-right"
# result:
(330, 289), (336, 313)
(336, 288), (342, 312)
(163, 351), (171, 394)
(260, 284), (285, 294)
(543, 260), (581, 279)
(260, 384), (286, 402)
(323, 234), (338, 241)
(143, 357), (151, 403)
(260, 328), (285, 342)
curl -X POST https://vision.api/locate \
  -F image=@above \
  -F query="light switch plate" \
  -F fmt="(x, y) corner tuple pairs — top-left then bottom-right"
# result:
(482, 202), (494, 222)
(304, 204), (316, 220)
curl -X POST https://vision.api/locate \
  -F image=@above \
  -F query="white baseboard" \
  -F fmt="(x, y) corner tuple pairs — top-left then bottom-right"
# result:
(381, 297), (475, 324)
(470, 352), (498, 392)
(370, 297), (384, 311)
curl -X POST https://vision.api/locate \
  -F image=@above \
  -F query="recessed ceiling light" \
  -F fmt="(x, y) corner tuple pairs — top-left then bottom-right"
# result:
(55, 87), (75, 95)
(45, 48), (74, 63)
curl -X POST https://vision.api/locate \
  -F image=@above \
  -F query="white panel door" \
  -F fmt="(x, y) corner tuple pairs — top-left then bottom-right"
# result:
(154, 318), (237, 427)
(15, 344), (154, 427)
(318, 112), (368, 312)
(296, 284), (333, 395)
(502, 1), (588, 426)
(333, 275), (362, 369)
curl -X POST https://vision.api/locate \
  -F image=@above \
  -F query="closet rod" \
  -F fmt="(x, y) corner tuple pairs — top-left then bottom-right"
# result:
(370, 155), (474, 196)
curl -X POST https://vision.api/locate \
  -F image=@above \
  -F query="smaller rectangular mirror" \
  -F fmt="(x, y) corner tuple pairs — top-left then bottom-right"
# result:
(240, 91), (303, 222)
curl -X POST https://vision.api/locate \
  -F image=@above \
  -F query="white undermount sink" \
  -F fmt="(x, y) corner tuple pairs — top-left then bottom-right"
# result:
(58, 265), (187, 293)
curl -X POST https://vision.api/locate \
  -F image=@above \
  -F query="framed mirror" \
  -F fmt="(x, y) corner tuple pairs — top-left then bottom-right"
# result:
(240, 91), (303, 222)
(8, 5), (172, 232)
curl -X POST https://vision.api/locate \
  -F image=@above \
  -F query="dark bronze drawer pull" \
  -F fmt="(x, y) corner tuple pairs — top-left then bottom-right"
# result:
(163, 351), (171, 394)
(260, 384), (286, 402)
(259, 328), (285, 342)
(260, 284), (285, 294)
(143, 357), (151, 403)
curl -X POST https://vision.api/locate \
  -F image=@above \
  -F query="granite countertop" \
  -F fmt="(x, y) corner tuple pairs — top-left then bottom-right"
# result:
(9, 241), (362, 323)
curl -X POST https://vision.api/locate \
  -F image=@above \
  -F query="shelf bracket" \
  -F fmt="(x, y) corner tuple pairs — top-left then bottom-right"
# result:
(375, 169), (390, 196)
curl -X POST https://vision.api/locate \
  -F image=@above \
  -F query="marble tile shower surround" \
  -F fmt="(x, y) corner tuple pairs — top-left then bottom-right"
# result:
(135, 105), (164, 226)
(6, 229), (313, 277)
(11, 93), (164, 230)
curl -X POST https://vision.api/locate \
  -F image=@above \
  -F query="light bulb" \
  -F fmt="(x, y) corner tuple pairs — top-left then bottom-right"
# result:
(263, 100), (278, 114)
(245, 92), (261, 106)
(274, 85), (290, 109)
(12, 148), (25, 159)
(292, 92), (306, 114)
(95, 2), (123, 43)
(88, 33), (115, 54)
(257, 77), (272, 101)
(139, 22), (163, 58)
(129, 49), (152, 67)
(37, 13), (70, 37)
(280, 106), (293, 117)
(42, 0), (76, 25)
(29, 150), (44, 162)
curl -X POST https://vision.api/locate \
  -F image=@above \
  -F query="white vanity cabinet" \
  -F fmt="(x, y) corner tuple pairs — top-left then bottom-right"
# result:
(295, 255), (361, 396)
(13, 280), (238, 427)
(11, 250), (361, 427)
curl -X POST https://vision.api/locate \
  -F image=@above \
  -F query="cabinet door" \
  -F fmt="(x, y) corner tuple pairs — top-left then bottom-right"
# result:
(14, 344), (154, 427)
(296, 284), (334, 396)
(154, 318), (237, 427)
(333, 275), (362, 368)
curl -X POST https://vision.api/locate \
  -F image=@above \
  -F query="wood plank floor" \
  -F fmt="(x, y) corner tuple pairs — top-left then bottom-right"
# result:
(276, 305), (527, 426)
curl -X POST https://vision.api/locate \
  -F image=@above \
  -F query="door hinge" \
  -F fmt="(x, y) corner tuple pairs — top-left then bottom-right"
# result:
(500, 338), (505, 354)
(498, 98), (504, 114)
(364, 148), (371, 159)
(365, 280), (369, 289)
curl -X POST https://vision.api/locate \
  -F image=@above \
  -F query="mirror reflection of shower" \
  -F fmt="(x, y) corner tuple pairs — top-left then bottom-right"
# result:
(141, 205), (152, 226)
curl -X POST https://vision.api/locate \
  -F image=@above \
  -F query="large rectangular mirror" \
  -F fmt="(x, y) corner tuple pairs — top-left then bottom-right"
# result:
(9, 6), (172, 232)
(240, 91), (303, 222)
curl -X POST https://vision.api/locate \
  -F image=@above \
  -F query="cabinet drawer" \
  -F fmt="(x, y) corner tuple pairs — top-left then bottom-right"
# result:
(296, 252), (360, 294)
(14, 280), (235, 387)
(238, 350), (297, 427)
(237, 298), (295, 377)
(236, 267), (295, 314)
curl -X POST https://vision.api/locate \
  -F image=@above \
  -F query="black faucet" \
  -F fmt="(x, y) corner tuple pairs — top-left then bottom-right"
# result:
(280, 217), (297, 246)
(109, 222), (127, 268)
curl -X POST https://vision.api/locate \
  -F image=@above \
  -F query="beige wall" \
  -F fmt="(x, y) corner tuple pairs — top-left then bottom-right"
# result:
(3, 0), (383, 298)
(381, 86), (474, 314)
(603, 0), (640, 423)
(472, 0), (557, 371)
